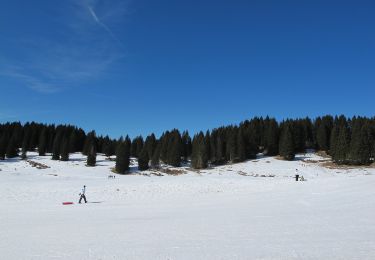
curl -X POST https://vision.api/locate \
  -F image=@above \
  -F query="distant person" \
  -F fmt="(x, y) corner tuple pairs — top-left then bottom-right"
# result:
(295, 169), (299, 181)
(79, 185), (87, 203)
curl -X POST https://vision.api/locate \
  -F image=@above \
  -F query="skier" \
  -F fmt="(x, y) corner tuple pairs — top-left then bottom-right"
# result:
(79, 185), (87, 203)
(295, 169), (299, 181)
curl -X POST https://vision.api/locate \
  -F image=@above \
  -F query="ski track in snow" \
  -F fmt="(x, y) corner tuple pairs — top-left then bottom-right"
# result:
(0, 152), (375, 259)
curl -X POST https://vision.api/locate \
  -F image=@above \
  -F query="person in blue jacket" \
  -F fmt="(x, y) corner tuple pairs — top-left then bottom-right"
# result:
(79, 185), (87, 203)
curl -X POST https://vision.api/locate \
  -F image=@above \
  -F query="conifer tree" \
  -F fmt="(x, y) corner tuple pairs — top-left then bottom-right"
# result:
(138, 147), (149, 171)
(166, 130), (182, 167)
(348, 122), (371, 165)
(329, 125), (339, 157)
(0, 134), (8, 159)
(115, 141), (130, 173)
(52, 132), (62, 160)
(182, 131), (192, 161)
(264, 119), (279, 156)
(38, 128), (48, 156)
(144, 134), (157, 159)
(86, 141), (97, 167)
(228, 127), (238, 162)
(60, 137), (70, 161)
(21, 140), (27, 160)
(191, 132), (208, 169)
(236, 128), (246, 162)
(69, 131), (77, 153)
(6, 134), (18, 158)
(279, 123), (295, 160)
(333, 124), (350, 164)
(151, 143), (161, 168)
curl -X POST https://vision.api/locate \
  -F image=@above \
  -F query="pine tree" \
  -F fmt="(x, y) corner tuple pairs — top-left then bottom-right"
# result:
(86, 141), (97, 167)
(333, 124), (350, 164)
(348, 121), (371, 165)
(115, 141), (130, 173)
(151, 143), (161, 168)
(264, 119), (279, 156)
(21, 142), (27, 160)
(38, 128), (48, 156)
(52, 132), (62, 160)
(0, 134), (8, 159)
(191, 132), (208, 169)
(60, 137), (70, 161)
(138, 148), (149, 171)
(228, 127), (238, 162)
(181, 131), (192, 161)
(144, 133), (157, 159)
(69, 130), (77, 153)
(236, 128), (246, 162)
(279, 123), (295, 160)
(6, 134), (18, 159)
(166, 130), (182, 167)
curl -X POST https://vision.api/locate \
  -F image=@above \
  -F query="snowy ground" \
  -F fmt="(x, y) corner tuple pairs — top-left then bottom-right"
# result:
(0, 152), (375, 259)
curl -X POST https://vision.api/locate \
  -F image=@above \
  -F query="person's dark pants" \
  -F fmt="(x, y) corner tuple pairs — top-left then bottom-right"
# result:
(295, 174), (299, 181)
(79, 194), (87, 203)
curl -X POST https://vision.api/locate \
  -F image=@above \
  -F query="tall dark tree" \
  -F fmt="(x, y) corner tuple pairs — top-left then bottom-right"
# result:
(60, 137), (70, 161)
(264, 119), (279, 156)
(115, 141), (130, 173)
(191, 132), (208, 169)
(182, 131), (192, 161)
(348, 121), (371, 165)
(151, 143), (161, 168)
(0, 134), (8, 159)
(279, 122), (295, 161)
(333, 124), (350, 164)
(6, 134), (19, 159)
(38, 128), (48, 156)
(52, 132), (62, 160)
(236, 128), (246, 162)
(144, 133), (157, 159)
(166, 130), (182, 167)
(131, 136), (144, 158)
(86, 140), (97, 167)
(138, 147), (149, 171)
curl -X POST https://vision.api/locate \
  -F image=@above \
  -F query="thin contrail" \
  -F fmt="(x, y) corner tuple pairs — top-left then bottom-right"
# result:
(87, 5), (122, 45)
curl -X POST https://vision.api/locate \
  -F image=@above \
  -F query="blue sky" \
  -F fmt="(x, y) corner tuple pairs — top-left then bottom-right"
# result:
(1, 0), (374, 138)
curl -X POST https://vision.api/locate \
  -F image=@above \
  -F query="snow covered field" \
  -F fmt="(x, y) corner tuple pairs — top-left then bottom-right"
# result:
(1, 152), (374, 259)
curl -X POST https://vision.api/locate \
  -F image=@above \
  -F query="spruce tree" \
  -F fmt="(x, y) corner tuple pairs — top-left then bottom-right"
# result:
(264, 119), (279, 156)
(144, 133), (157, 159)
(60, 137), (70, 161)
(6, 134), (18, 159)
(138, 148), (149, 171)
(333, 124), (350, 164)
(86, 141), (97, 166)
(69, 130), (77, 153)
(279, 123), (295, 160)
(237, 128), (246, 162)
(52, 132), (62, 160)
(191, 132), (208, 169)
(38, 128), (48, 156)
(0, 134), (8, 159)
(166, 130), (182, 167)
(151, 143), (161, 168)
(348, 122), (371, 165)
(115, 141), (130, 174)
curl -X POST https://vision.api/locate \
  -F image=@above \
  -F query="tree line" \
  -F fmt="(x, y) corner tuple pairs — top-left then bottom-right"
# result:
(0, 115), (374, 173)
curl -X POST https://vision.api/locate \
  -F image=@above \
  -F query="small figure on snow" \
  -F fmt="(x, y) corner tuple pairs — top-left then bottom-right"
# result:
(295, 169), (299, 181)
(79, 185), (87, 203)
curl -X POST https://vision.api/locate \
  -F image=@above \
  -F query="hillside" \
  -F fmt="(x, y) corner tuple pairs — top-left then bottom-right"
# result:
(1, 152), (375, 259)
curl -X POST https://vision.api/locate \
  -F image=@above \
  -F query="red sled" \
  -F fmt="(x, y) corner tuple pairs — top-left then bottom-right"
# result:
(62, 202), (74, 205)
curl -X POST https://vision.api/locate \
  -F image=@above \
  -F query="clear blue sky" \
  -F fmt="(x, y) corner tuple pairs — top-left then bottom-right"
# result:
(1, 0), (374, 138)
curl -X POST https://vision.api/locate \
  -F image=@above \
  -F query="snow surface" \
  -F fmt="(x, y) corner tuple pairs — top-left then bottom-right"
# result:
(1, 152), (375, 259)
